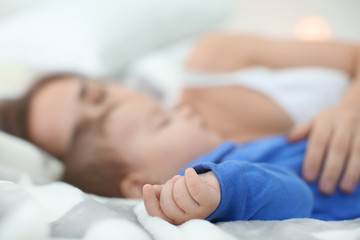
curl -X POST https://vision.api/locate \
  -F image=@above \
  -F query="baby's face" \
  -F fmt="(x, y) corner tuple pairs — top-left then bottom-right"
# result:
(103, 95), (222, 185)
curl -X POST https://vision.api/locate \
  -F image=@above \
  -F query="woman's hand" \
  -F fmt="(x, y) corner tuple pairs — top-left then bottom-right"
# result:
(288, 105), (360, 195)
(142, 168), (221, 225)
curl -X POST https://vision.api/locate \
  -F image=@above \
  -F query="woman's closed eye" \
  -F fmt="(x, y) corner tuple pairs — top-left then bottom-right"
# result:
(89, 84), (107, 105)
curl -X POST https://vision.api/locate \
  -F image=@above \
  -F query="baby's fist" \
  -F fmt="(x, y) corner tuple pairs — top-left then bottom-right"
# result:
(143, 168), (221, 225)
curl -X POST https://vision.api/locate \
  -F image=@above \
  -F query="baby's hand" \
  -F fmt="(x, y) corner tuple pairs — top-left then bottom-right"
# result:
(142, 168), (221, 225)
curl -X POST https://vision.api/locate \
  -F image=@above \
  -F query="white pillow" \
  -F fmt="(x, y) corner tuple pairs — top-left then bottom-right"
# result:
(0, 131), (64, 184)
(0, 0), (229, 77)
(125, 38), (196, 108)
(0, 0), (46, 20)
(0, 61), (37, 99)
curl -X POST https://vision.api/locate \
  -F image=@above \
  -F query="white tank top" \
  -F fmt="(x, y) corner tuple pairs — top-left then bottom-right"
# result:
(182, 67), (350, 124)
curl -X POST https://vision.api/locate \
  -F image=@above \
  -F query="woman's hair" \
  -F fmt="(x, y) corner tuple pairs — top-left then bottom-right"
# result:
(0, 73), (84, 143)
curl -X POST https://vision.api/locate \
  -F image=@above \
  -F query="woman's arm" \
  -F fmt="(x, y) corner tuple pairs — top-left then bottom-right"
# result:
(186, 34), (360, 76)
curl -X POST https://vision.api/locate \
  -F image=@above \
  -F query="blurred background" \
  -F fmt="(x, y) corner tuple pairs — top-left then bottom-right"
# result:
(222, 0), (360, 41)
(0, 0), (359, 100)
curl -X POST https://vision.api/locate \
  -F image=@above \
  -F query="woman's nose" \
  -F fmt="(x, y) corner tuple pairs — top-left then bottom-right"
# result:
(79, 104), (104, 125)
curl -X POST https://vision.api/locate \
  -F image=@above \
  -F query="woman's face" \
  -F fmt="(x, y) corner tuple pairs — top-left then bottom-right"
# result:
(28, 77), (143, 158)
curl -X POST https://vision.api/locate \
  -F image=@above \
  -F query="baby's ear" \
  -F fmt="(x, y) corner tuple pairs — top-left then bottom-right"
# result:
(120, 172), (147, 198)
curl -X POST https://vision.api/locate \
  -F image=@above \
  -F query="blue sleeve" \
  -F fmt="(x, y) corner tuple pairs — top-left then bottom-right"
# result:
(192, 160), (314, 222)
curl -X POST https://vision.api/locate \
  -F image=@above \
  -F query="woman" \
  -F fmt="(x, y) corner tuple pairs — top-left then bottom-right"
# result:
(1, 33), (360, 196)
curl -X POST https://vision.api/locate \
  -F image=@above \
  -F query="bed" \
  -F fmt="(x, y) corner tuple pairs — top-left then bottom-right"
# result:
(1, 179), (360, 240)
(0, 0), (360, 239)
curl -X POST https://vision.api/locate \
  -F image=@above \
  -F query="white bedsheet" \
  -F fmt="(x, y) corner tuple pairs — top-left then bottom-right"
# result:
(1, 180), (359, 240)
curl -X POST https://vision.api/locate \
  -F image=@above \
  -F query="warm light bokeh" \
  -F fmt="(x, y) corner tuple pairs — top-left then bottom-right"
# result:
(294, 16), (332, 41)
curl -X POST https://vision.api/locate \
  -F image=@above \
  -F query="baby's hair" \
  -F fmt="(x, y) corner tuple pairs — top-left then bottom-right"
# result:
(63, 119), (131, 197)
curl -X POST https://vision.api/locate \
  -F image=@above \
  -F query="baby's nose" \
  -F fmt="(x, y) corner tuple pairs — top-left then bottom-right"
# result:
(175, 105), (196, 119)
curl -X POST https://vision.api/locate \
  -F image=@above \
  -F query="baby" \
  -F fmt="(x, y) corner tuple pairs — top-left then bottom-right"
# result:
(143, 134), (360, 225)
(62, 93), (360, 225)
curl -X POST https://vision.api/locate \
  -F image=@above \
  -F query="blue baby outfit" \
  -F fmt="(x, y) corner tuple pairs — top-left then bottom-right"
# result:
(179, 135), (360, 223)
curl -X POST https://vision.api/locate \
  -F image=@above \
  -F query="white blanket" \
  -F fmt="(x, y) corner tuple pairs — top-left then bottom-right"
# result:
(1, 180), (359, 240)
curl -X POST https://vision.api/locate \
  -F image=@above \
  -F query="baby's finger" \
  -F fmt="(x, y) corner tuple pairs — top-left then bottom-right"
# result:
(152, 185), (163, 200)
(143, 184), (173, 222)
(160, 176), (187, 224)
(302, 122), (332, 182)
(287, 121), (312, 142)
(184, 168), (218, 209)
(173, 176), (199, 215)
(340, 133), (360, 193)
(319, 125), (351, 195)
